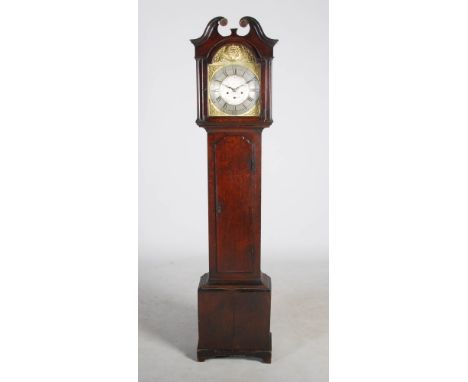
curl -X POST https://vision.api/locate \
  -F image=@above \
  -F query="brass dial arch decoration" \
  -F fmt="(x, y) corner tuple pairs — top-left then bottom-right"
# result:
(212, 44), (257, 63)
(208, 44), (261, 117)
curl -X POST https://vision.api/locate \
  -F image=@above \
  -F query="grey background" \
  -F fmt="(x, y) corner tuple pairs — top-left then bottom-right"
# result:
(139, 0), (328, 380)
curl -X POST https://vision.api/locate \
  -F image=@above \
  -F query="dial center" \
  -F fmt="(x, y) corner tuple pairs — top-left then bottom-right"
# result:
(220, 75), (249, 105)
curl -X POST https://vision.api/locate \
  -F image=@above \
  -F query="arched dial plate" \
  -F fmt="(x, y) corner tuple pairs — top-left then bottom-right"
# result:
(209, 64), (260, 116)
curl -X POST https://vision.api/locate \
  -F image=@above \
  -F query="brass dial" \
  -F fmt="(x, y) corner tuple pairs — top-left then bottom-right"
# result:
(209, 65), (260, 116)
(207, 44), (261, 117)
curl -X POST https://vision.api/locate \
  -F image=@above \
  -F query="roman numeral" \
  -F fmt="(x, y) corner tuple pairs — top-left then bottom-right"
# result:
(247, 96), (254, 102)
(216, 96), (222, 102)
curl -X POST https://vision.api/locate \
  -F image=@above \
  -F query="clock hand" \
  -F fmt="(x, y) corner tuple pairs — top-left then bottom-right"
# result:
(234, 83), (248, 91)
(222, 85), (236, 92)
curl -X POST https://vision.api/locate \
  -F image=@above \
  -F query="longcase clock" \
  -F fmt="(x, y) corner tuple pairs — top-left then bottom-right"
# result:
(191, 16), (277, 363)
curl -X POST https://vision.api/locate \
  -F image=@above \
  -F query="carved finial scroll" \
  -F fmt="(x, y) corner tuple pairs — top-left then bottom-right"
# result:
(219, 18), (228, 27)
(191, 16), (278, 50)
(190, 16), (226, 47)
(239, 16), (278, 47)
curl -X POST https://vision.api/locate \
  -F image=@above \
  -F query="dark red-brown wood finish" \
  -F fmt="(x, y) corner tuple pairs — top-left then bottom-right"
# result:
(191, 17), (277, 363)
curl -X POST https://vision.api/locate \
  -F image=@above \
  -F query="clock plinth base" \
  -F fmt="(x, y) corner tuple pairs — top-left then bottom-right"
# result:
(197, 273), (272, 363)
(197, 334), (272, 363)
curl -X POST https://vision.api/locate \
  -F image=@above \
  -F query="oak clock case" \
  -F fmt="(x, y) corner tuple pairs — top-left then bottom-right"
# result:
(191, 17), (277, 363)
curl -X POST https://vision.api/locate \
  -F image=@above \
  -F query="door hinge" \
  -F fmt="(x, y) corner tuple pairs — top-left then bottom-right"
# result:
(249, 156), (256, 172)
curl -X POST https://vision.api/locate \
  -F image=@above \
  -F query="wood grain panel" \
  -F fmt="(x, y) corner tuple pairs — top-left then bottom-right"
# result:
(214, 135), (254, 273)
